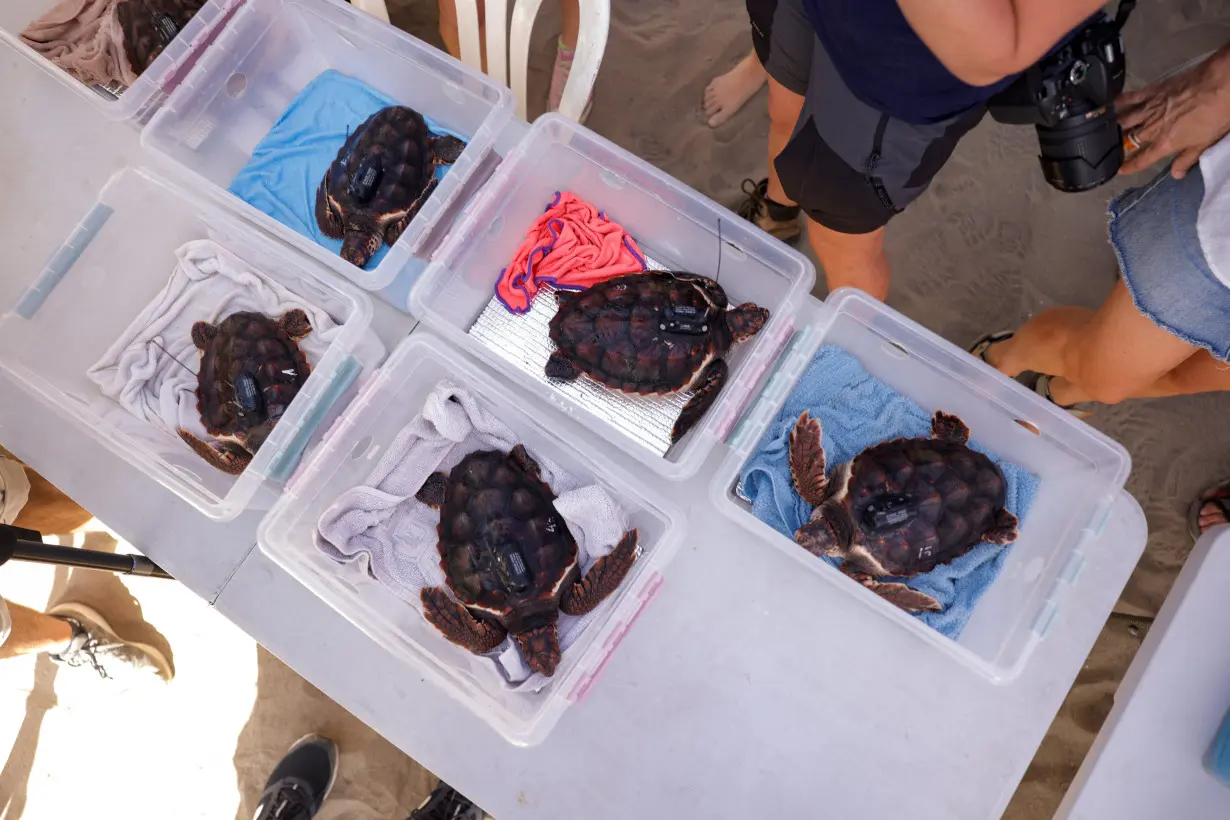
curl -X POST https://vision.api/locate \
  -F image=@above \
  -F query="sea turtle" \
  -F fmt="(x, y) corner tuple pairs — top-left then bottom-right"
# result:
(544, 271), (770, 444)
(415, 445), (639, 677)
(177, 309), (312, 476)
(787, 409), (1019, 613)
(315, 105), (467, 268)
(117, 0), (207, 77)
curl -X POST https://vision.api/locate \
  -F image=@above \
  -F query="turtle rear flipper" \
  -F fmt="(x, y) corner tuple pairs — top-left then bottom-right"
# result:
(415, 471), (449, 508)
(178, 429), (251, 476)
(560, 529), (638, 616)
(315, 172), (344, 239)
(984, 508), (1019, 545)
(545, 351), (581, 381)
(386, 177), (439, 247)
(421, 587), (507, 653)
(429, 134), (467, 165)
(931, 411), (971, 445)
(671, 358), (728, 444)
(512, 621), (562, 676)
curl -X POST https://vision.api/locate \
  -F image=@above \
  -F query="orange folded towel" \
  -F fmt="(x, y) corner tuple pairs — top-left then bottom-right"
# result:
(496, 191), (646, 314)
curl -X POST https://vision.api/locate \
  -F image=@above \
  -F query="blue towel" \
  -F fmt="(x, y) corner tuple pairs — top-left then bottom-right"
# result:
(229, 70), (467, 271)
(740, 345), (1039, 639)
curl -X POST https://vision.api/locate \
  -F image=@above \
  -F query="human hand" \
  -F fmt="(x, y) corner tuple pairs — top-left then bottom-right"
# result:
(1118, 45), (1230, 178)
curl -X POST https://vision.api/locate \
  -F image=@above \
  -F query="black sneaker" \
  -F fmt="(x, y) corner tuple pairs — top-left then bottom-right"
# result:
(733, 178), (802, 245)
(408, 782), (487, 820)
(252, 735), (339, 820)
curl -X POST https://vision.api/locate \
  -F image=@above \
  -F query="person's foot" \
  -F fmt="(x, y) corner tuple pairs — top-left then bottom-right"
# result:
(968, 331), (1092, 419)
(253, 735), (339, 820)
(408, 781), (487, 820)
(548, 39), (594, 124)
(46, 601), (173, 683)
(1190, 480), (1230, 542)
(703, 52), (767, 128)
(732, 178), (802, 245)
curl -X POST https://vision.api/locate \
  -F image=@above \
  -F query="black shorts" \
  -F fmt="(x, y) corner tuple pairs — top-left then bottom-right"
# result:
(749, 0), (984, 234)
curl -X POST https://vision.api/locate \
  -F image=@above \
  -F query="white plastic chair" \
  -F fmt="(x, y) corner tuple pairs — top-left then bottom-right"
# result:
(453, 0), (609, 122)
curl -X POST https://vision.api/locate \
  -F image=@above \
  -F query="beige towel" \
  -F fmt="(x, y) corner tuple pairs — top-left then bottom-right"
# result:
(20, 0), (139, 89)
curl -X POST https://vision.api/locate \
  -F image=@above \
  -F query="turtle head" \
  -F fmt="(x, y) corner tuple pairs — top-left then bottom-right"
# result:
(794, 515), (849, 559)
(190, 320), (219, 350)
(726, 303), (769, 342)
(340, 217), (384, 268)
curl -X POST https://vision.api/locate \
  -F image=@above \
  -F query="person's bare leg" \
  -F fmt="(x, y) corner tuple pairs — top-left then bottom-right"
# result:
(986, 280), (1202, 406)
(0, 602), (72, 660)
(559, 0), (579, 50)
(766, 75), (804, 207)
(704, 48), (768, 128)
(806, 218), (891, 301)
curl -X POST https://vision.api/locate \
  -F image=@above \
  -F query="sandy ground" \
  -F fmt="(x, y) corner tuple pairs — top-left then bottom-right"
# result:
(5, 1), (1230, 818)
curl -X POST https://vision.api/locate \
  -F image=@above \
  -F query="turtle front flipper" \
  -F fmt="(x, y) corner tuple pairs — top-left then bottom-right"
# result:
(315, 172), (344, 239)
(789, 411), (829, 506)
(415, 471), (449, 508)
(512, 621), (562, 677)
(931, 411), (971, 445)
(560, 529), (638, 616)
(849, 573), (943, 613)
(421, 587), (508, 653)
(671, 358), (728, 444)
(429, 134), (467, 165)
(177, 430), (251, 476)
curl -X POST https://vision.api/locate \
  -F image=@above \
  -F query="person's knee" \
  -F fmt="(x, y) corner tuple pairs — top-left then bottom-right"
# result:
(807, 221), (889, 300)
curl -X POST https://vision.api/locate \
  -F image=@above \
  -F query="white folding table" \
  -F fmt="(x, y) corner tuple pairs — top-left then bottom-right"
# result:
(0, 44), (1149, 820)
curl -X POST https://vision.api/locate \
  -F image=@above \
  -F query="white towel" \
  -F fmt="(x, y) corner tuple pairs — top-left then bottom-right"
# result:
(87, 239), (345, 444)
(314, 382), (631, 691)
(1198, 135), (1230, 290)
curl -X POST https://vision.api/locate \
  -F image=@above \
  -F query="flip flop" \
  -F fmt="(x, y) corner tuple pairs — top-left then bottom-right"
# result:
(1188, 479), (1230, 543)
(968, 330), (1092, 419)
(968, 330), (1014, 364)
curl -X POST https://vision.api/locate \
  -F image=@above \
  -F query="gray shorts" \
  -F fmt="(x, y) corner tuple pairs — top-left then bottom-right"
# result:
(749, 0), (984, 233)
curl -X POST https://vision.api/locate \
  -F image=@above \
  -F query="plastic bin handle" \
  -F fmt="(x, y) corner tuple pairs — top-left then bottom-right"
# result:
(266, 354), (362, 484)
(15, 204), (114, 319)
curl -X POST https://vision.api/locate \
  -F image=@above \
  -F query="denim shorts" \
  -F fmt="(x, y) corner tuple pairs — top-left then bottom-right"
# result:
(1111, 164), (1230, 362)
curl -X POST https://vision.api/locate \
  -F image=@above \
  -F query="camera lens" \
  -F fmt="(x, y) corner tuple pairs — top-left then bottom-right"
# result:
(1035, 105), (1124, 192)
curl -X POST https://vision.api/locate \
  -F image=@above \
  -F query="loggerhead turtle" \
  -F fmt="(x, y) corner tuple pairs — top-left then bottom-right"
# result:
(544, 271), (770, 443)
(315, 105), (466, 268)
(416, 445), (638, 677)
(788, 409), (1019, 612)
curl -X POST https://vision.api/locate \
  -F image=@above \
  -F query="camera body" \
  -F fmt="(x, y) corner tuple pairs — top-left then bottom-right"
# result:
(988, 5), (1133, 193)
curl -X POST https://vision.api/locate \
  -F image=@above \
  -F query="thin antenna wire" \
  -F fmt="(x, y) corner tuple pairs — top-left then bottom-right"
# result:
(151, 339), (196, 377)
(715, 217), (723, 284)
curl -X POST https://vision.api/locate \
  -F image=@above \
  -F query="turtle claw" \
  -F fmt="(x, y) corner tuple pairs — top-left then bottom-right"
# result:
(672, 358), (727, 444)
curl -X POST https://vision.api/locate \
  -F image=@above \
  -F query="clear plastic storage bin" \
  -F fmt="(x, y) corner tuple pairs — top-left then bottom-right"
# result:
(712, 289), (1134, 683)
(412, 114), (815, 481)
(0, 0), (243, 122)
(141, 0), (515, 295)
(258, 332), (685, 745)
(0, 168), (382, 521)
